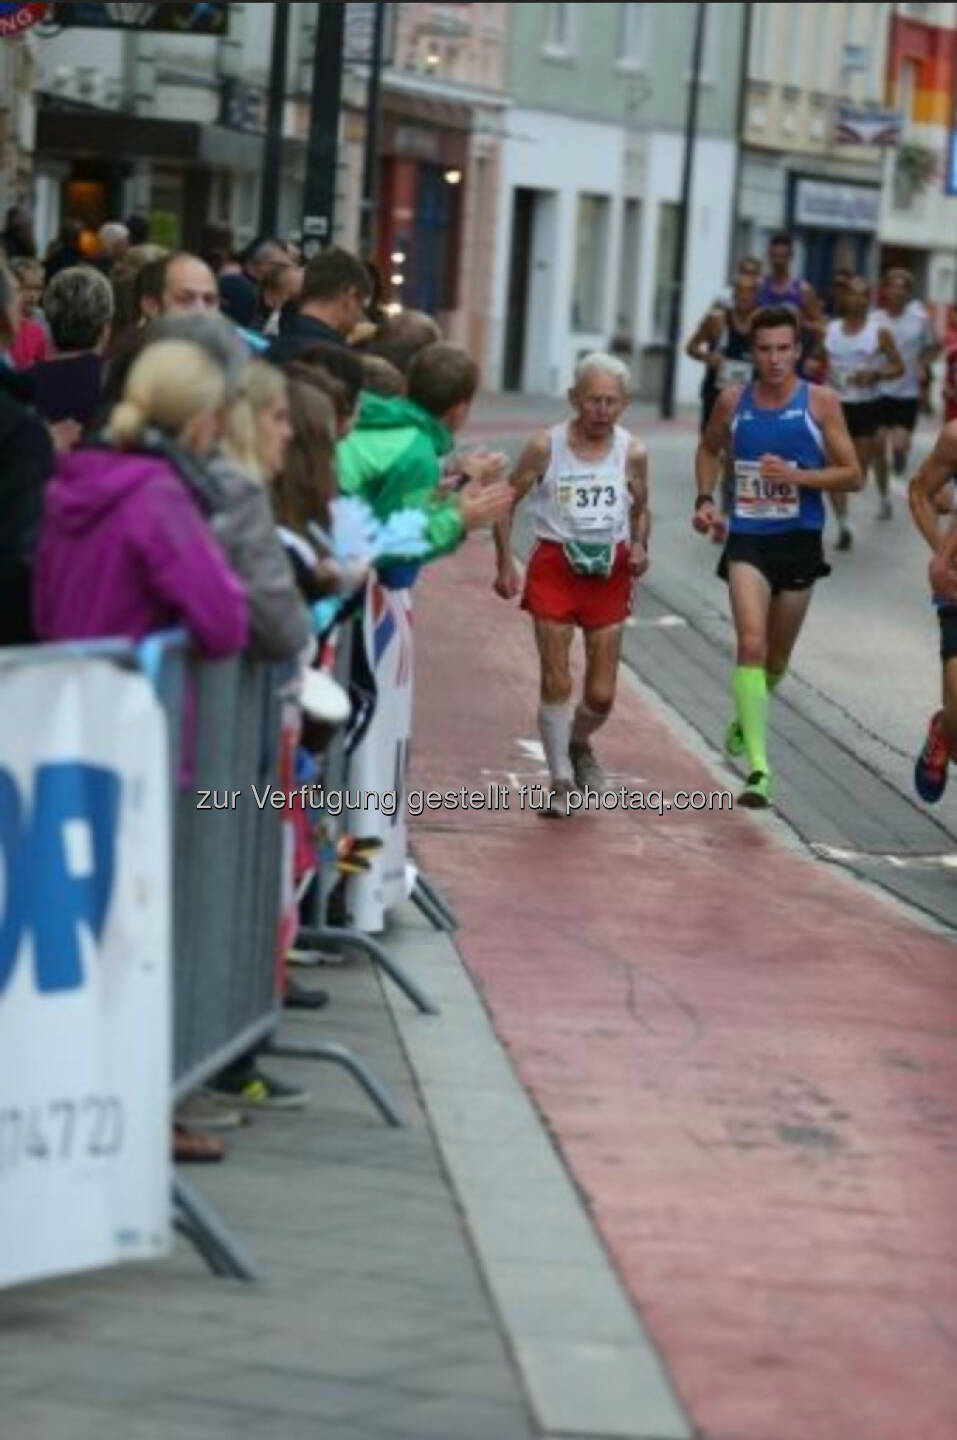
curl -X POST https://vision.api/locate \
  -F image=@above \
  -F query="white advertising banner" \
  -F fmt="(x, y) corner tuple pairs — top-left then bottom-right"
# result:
(347, 582), (413, 934)
(0, 658), (171, 1290)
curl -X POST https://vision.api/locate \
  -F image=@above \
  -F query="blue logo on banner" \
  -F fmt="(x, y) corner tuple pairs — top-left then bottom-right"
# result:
(0, 764), (121, 995)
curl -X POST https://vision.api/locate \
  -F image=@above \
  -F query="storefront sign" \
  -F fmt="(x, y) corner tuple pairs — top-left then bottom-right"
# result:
(836, 105), (902, 146)
(393, 124), (442, 161)
(793, 177), (880, 231)
(0, 3), (47, 38)
(49, 3), (227, 33)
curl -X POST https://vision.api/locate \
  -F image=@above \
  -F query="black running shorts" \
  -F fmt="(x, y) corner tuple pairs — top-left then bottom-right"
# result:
(841, 400), (881, 438)
(717, 529), (831, 595)
(939, 606), (957, 662)
(879, 396), (920, 433)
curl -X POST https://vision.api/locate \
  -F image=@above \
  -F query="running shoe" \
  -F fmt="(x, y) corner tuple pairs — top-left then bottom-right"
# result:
(739, 770), (771, 809)
(724, 718), (746, 758)
(914, 710), (950, 803)
(836, 528), (853, 553)
(209, 1066), (310, 1110)
(878, 498), (893, 521)
(541, 779), (573, 819)
(569, 741), (607, 792)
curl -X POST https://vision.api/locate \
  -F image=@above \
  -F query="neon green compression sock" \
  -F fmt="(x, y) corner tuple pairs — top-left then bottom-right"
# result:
(766, 668), (785, 695)
(732, 666), (769, 775)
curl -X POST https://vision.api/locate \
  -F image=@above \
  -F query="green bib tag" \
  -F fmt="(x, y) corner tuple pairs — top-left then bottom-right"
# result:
(563, 541), (615, 578)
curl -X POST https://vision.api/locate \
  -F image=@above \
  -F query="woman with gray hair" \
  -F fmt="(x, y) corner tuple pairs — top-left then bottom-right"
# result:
(27, 264), (114, 431)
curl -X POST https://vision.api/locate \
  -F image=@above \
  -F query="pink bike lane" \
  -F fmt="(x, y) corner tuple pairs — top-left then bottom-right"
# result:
(407, 539), (957, 1440)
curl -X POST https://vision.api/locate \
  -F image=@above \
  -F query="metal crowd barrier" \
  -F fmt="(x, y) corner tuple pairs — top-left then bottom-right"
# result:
(1, 631), (407, 1284)
(150, 635), (406, 1277)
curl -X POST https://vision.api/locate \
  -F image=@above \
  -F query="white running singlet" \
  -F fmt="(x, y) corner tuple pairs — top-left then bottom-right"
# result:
(529, 423), (631, 544)
(825, 317), (882, 403)
(872, 303), (935, 400)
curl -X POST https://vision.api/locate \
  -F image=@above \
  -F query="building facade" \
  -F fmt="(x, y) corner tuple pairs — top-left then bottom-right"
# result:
(491, 2), (746, 403)
(371, 2), (509, 363)
(879, 3), (957, 311)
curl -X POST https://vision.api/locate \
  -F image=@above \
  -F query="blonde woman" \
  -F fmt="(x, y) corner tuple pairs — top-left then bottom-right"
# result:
(33, 337), (247, 655)
(202, 358), (312, 661)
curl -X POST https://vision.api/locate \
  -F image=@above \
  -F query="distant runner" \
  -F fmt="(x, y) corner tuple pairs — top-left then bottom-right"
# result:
(873, 269), (940, 510)
(824, 276), (902, 549)
(907, 422), (957, 801)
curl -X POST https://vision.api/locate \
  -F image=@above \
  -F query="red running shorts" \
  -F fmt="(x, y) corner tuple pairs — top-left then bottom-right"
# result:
(521, 539), (633, 630)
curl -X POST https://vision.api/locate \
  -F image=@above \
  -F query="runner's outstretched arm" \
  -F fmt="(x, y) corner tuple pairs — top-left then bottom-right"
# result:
(685, 310), (722, 367)
(493, 430), (550, 599)
(908, 424), (957, 550)
(692, 387), (738, 534)
(873, 327), (905, 386)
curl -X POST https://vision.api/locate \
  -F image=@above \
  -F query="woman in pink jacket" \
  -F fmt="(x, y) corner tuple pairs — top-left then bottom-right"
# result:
(33, 337), (247, 654)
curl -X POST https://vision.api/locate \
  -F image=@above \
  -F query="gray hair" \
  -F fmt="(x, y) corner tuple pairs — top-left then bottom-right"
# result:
(99, 221), (129, 255)
(573, 351), (631, 392)
(44, 264), (114, 351)
(147, 310), (248, 399)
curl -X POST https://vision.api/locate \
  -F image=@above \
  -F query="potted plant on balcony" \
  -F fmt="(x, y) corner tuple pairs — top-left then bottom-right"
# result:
(894, 142), (940, 207)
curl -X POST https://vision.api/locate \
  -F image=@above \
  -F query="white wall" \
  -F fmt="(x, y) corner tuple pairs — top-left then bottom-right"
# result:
(492, 107), (734, 404)
(639, 130), (735, 406)
(491, 106), (625, 394)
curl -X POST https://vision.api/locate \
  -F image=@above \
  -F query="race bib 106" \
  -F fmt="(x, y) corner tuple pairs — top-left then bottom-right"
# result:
(733, 460), (799, 521)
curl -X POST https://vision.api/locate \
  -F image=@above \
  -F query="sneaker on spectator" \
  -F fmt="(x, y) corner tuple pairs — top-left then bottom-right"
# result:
(175, 1091), (245, 1130)
(284, 978), (330, 1011)
(210, 1065), (310, 1110)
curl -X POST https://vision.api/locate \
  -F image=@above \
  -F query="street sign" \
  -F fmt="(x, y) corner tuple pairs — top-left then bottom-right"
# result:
(48, 2), (227, 32)
(0, 3), (47, 38)
(343, 2), (395, 67)
(836, 104), (902, 146)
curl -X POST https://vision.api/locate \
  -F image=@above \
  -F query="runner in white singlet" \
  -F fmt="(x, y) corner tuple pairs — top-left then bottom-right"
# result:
(824, 275), (903, 551)
(493, 354), (650, 817)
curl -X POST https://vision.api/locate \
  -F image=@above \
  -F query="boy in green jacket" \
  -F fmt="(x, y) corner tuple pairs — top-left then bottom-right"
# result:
(336, 343), (510, 576)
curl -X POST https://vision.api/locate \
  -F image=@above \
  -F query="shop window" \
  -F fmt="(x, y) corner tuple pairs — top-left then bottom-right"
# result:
(750, 3), (770, 82)
(618, 4), (646, 70)
(570, 193), (609, 333)
(543, 3), (576, 58)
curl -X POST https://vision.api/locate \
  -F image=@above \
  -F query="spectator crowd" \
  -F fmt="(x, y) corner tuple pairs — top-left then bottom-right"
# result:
(0, 208), (512, 1161)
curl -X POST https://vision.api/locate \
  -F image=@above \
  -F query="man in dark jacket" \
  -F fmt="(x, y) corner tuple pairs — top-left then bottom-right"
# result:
(0, 367), (55, 644)
(268, 247), (370, 364)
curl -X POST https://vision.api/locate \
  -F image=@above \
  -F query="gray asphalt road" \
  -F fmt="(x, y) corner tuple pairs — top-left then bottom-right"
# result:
(465, 397), (957, 928)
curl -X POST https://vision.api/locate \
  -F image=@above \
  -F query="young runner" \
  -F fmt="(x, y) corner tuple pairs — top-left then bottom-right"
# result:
(694, 306), (861, 808)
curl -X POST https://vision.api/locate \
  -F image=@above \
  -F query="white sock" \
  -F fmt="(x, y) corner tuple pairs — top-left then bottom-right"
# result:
(538, 702), (574, 783)
(571, 703), (608, 746)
